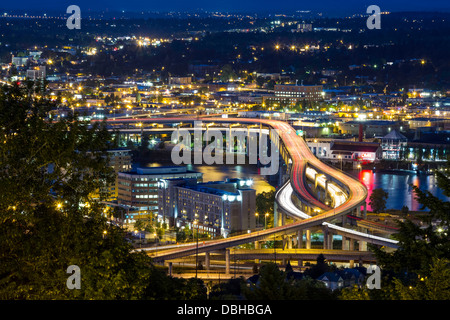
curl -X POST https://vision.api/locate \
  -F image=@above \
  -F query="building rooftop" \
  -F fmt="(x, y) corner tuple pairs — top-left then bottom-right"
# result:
(331, 141), (380, 153)
(180, 184), (241, 198)
(343, 120), (397, 125)
(173, 178), (255, 198)
(120, 166), (201, 176)
(382, 130), (408, 141)
(317, 272), (343, 282)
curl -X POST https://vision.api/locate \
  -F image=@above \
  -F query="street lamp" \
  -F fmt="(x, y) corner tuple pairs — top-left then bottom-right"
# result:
(193, 220), (199, 278)
(273, 233), (277, 264)
(234, 247), (237, 278)
(134, 230), (141, 248)
(338, 155), (343, 170)
(265, 213), (269, 230)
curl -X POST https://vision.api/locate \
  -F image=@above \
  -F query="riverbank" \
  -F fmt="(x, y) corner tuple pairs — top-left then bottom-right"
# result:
(131, 149), (447, 211)
(360, 159), (448, 175)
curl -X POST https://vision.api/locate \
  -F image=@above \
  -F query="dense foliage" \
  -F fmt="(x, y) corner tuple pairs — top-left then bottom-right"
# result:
(0, 82), (206, 299)
(341, 160), (450, 300)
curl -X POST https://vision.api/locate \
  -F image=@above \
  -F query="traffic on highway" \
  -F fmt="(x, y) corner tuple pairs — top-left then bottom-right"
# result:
(104, 116), (398, 260)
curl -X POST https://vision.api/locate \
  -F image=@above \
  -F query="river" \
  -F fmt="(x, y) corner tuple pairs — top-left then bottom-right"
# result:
(144, 162), (276, 194)
(144, 162), (448, 211)
(357, 169), (449, 212)
(189, 166), (450, 212)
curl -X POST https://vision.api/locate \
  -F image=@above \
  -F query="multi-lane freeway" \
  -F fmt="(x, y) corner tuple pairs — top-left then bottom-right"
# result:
(102, 116), (398, 261)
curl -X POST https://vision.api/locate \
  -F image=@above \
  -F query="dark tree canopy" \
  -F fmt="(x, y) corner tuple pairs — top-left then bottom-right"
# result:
(368, 188), (389, 214)
(0, 82), (206, 300)
(342, 161), (450, 300)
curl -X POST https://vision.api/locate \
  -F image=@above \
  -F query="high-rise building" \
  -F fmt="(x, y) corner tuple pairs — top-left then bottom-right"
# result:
(26, 66), (46, 80)
(274, 84), (324, 102)
(11, 55), (29, 66)
(292, 23), (313, 33)
(90, 148), (132, 203)
(168, 76), (192, 85)
(117, 166), (203, 223)
(106, 148), (132, 201)
(158, 178), (256, 238)
(263, 84), (324, 106)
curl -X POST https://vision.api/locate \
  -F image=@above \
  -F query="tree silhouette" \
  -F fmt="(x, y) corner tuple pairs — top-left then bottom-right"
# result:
(369, 188), (389, 213)
(304, 254), (330, 279)
(0, 82), (205, 300)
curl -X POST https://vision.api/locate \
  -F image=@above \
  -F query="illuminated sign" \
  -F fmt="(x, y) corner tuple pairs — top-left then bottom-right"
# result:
(360, 152), (374, 160)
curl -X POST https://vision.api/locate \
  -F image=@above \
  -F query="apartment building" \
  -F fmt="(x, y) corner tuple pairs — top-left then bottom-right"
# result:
(158, 178), (256, 238)
(273, 84), (324, 102)
(118, 166), (203, 222)
(26, 66), (46, 80)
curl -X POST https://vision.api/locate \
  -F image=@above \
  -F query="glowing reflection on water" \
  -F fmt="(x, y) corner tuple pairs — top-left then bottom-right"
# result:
(146, 163), (275, 194)
(188, 164), (275, 194)
(145, 162), (447, 211)
(359, 170), (448, 211)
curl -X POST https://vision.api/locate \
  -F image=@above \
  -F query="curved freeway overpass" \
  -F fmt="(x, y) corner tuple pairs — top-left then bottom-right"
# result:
(102, 116), (398, 261)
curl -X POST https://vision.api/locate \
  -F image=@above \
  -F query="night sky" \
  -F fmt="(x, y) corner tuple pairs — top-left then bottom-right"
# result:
(1, 0), (450, 16)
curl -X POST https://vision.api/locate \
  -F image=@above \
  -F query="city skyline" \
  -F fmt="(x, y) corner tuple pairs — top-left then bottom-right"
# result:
(1, 0), (449, 305)
(1, 0), (450, 16)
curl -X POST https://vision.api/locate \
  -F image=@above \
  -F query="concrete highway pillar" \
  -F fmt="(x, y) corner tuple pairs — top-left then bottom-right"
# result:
(278, 161), (284, 187)
(342, 236), (349, 250)
(226, 125), (235, 162)
(225, 249), (230, 275)
(274, 202), (281, 227)
(247, 128), (254, 158)
(349, 239), (354, 251)
(297, 259), (303, 268)
(359, 241), (367, 252)
(342, 215), (347, 226)
(349, 260), (355, 268)
(306, 229), (311, 249)
(254, 241), (261, 264)
(322, 226), (329, 250)
(288, 235), (293, 249)
(298, 230), (303, 249)
(237, 131), (245, 155)
(363, 203), (367, 219)
(168, 262), (172, 276)
(314, 173), (319, 192)
(205, 252), (210, 271)
(328, 233), (333, 250)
